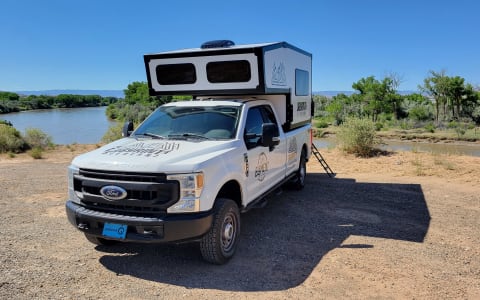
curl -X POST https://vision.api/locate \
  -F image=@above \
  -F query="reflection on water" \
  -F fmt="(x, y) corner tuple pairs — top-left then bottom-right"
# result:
(1, 107), (116, 145)
(314, 138), (480, 157)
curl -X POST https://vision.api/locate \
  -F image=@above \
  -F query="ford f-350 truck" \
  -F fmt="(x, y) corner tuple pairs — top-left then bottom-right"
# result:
(66, 41), (313, 264)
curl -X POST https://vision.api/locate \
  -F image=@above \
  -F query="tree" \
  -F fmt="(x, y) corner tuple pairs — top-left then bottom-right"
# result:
(420, 71), (479, 123)
(0, 91), (20, 101)
(447, 76), (465, 119)
(402, 93), (433, 121)
(351, 76), (401, 122)
(419, 70), (449, 123)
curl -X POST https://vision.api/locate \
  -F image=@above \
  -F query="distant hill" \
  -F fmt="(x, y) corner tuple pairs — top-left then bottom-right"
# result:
(314, 91), (355, 97)
(15, 90), (124, 98)
(314, 90), (418, 97)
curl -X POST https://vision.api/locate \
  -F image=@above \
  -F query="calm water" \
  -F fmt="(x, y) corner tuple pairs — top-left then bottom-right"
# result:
(1, 106), (116, 145)
(315, 138), (480, 157)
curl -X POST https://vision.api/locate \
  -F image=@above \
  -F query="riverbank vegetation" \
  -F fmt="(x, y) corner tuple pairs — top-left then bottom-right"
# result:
(0, 91), (120, 114)
(314, 71), (480, 142)
(0, 120), (53, 158)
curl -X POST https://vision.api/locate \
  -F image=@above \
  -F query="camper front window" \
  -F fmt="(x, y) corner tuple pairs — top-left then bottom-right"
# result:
(206, 60), (251, 83)
(156, 63), (197, 85)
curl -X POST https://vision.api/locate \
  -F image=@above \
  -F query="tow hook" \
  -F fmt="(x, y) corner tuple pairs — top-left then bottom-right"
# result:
(78, 223), (89, 230)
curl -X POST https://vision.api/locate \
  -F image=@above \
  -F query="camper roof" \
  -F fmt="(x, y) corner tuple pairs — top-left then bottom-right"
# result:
(145, 41), (311, 57)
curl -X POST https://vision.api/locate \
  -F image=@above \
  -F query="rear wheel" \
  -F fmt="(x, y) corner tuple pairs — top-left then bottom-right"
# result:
(200, 198), (240, 264)
(84, 233), (118, 246)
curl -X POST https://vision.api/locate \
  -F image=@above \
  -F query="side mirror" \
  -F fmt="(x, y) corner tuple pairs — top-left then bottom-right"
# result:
(261, 123), (280, 148)
(122, 121), (134, 137)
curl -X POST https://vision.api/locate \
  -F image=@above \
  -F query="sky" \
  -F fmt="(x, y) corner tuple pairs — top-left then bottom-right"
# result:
(1, 0), (479, 93)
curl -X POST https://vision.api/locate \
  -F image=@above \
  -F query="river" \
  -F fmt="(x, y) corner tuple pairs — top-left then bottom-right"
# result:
(2, 108), (479, 156)
(315, 137), (480, 157)
(0, 106), (116, 145)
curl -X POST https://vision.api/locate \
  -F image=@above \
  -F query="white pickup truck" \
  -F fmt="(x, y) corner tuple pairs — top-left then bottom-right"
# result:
(66, 40), (313, 264)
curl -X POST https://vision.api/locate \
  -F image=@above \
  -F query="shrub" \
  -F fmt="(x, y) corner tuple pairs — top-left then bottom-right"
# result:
(0, 124), (27, 153)
(23, 128), (53, 150)
(314, 118), (329, 129)
(0, 119), (13, 126)
(424, 123), (436, 133)
(29, 147), (43, 159)
(102, 122), (124, 143)
(337, 117), (378, 157)
(409, 106), (432, 121)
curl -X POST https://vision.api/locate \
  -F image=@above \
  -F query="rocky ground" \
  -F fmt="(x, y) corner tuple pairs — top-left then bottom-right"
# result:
(0, 144), (479, 299)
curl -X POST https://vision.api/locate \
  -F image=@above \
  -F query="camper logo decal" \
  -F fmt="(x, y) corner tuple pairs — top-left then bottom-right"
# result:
(102, 141), (180, 157)
(254, 152), (269, 182)
(271, 62), (286, 86)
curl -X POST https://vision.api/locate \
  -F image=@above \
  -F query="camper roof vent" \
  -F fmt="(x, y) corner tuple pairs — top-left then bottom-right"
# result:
(200, 40), (235, 49)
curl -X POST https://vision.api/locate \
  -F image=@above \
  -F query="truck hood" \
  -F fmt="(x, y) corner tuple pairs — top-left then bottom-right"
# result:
(71, 137), (238, 173)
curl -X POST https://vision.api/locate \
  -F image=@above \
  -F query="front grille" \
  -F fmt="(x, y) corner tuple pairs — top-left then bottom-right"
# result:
(74, 169), (179, 217)
(79, 169), (167, 182)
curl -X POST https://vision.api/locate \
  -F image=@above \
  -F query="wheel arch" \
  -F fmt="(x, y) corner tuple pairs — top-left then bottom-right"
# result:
(216, 180), (242, 209)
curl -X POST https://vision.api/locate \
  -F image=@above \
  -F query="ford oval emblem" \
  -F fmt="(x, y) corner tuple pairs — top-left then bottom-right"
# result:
(100, 185), (128, 201)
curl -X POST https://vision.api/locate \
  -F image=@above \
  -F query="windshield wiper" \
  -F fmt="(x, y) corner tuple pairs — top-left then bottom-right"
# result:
(135, 132), (166, 139)
(168, 133), (211, 140)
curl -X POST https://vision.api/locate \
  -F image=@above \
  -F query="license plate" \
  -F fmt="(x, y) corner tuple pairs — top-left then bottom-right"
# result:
(102, 223), (127, 239)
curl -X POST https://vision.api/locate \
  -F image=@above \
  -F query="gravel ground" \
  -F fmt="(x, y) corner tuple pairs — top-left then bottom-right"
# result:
(0, 145), (479, 299)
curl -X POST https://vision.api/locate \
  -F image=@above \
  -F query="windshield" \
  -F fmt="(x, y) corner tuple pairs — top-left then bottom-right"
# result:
(133, 105), (241, 140)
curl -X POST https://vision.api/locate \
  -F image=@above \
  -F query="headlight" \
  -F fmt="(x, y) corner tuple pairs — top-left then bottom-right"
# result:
(67, 165), (81, 203)
(167, 172), (204, 213)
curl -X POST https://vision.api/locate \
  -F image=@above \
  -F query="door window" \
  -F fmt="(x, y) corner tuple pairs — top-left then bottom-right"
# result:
(244, 105), (279, 149)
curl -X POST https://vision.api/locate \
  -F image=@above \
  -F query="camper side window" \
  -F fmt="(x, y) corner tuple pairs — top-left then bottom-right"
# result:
(295, 69), (309, 96)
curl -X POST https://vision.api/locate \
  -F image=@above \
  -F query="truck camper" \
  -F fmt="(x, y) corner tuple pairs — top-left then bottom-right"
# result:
(66, 40), (313, 264)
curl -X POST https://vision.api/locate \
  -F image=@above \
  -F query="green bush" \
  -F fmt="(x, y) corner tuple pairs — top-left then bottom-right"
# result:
(29, 147), (43, 159)
(424, 123), (436, 133)
(23, 128), (53, 150)
(0, 124), (27, 153)
(102, 122), (124, 143)
(337, 117), (378, 157)
(409, 106), (432, 121)
(314, 118), (329, 129)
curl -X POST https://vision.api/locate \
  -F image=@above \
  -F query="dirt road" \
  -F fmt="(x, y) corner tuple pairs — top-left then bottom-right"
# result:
(1, 145), (479, 299)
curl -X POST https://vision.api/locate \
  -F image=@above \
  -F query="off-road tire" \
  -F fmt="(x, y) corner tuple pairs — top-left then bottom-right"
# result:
(292, 148), (307, 190)
(200, 198), (240, 264)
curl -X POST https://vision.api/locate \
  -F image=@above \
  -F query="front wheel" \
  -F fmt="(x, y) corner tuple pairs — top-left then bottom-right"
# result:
(200, 198), (240, 264)
(292, 148), (307, 190)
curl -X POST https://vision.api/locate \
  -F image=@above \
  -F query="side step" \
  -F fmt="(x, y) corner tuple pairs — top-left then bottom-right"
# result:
(311, 143), (335, 178)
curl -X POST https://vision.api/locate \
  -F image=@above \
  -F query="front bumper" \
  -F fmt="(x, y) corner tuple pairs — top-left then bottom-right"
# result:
(66, 201), (213, 243)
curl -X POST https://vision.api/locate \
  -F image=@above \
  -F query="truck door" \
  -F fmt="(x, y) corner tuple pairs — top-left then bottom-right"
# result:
(243, 105), (286, 202)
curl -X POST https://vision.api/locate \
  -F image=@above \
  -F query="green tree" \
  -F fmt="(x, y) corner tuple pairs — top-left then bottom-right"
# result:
(352, 76), (400, 122)
(420, 70), (450, 123)
(402, 93), (433, 121)
(420, 71), (479, 123)
(108, 82), (174, 123)
(0, 91), (20, 101)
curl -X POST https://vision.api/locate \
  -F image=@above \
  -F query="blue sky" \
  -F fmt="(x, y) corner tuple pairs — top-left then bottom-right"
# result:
(1, 0), (479, 92)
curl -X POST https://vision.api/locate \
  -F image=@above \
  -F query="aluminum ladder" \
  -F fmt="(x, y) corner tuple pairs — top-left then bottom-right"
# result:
(311, 143), (335, 178)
